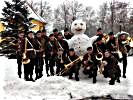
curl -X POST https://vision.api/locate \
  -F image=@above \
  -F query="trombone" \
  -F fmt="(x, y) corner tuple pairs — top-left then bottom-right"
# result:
(56, 56), (82, 76)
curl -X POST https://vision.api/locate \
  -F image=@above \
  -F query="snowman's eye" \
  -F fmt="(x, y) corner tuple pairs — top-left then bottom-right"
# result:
(80, 23), (83, 25)
(75, 23), (77, 26)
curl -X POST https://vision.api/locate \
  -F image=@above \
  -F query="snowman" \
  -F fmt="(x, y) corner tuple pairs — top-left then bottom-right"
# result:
(68, 19), (98, 56)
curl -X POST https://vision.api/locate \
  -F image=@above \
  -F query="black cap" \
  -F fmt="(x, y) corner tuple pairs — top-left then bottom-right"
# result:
(87, 47), (93, 51)
(57, 32), (62, 36)
(97, 28), (102, 32)
(69, 48), (74, 51)
(53, 28), (58, 32)
(96, 36), (102, 41)
(64, 28), (69, 32)
(49, 34), (54, 37)
(27, 31), (34, 35)
(108, 32), (114, 35)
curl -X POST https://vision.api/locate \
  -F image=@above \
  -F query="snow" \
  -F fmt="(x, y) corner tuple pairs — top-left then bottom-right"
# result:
(0, 56), (133, 99)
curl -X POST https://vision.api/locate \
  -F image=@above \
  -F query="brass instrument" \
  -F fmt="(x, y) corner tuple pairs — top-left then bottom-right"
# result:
(102, 33), (109, 43)
(95, 43), (103, 61)
(22, 38), (30, 64)
(56, 56), (82, 76)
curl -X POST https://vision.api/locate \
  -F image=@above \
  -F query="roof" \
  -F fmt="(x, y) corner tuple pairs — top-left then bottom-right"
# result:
(25, 1), (47, 24)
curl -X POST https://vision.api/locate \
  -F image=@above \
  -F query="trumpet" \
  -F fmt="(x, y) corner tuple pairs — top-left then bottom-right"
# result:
(22, 38), (30, 64)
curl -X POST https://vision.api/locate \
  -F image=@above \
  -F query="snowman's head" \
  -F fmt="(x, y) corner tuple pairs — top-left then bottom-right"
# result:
(71, 19), (86, 34)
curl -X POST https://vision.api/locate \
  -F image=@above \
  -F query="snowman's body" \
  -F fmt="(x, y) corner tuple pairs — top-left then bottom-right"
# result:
(68, 20), (98, 56)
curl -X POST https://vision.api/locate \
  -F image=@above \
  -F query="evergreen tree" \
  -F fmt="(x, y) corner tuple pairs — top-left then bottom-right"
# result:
(1, 0), (31, 37)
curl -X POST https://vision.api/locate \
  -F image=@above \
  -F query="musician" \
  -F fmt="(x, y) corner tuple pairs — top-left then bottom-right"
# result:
(82, 47), (99, 83)
(56, 32), (69, 75)
(93, 37), (106, 55)
(41, 29), (49, 77)
(66, 48), (81, 81)
(96, 28), (104, 38)
(118, 33), (128, 78)
(45, 34), (58, 76)
(23, 31), (36, 81)
(64, 28), (73, 40)
(53, 28), (58, 39)
(34, 31), (44, 80)
(106, 32), (116, 51)
(16, 31), (25, 78)
(102, 51), (121, 85)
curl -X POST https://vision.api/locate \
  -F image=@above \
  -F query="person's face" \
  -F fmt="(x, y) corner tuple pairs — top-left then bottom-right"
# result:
(104, 51), (110, 58)
(18, 33), (24, 38)
(64, 31), (69, 35)
(54, 32), (58, 35)
(120, 34), (126, 40)
(109, 35), (114, 39)
(97, 40), (102, 44)
(50, 36), (55, 41)
(87, 49), (93, 54)
(69, 51), (75, 56)
(58, 34), (63, 40)
(28, 33), (34, 38)
(37, 33), (42, 38)
(41, 32), (46, 36)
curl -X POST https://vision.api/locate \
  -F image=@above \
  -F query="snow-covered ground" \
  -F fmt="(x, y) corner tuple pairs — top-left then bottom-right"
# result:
(0, 56), (133, 100)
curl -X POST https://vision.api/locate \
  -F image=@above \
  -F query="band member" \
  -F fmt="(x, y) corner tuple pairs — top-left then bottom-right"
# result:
(56, 32), (69, 75)
(82, 47), (99, 83)
(23, 31), (36, 81)
(106, 32), (117, 51)
(96, 28), (104, 38)
(16, 31), (25, 78)
(106, 32), (119, 60)
(53, 28), (58, 39)
(118, 34), (129, 78)
(64, 28), (73, 40)
(41, 29), (49, 77)
(93, 37), (106, 55)
(34, 31), (44, 80)
(66, 48), (81, 81)
(102, 51), (121, 85)
(45, 34), (58, 76)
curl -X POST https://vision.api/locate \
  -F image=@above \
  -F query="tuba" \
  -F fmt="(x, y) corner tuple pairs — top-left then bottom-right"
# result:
(22, 38), (30, 64)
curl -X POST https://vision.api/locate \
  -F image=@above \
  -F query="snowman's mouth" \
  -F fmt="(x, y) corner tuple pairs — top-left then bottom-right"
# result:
(75, 28), (82, 31)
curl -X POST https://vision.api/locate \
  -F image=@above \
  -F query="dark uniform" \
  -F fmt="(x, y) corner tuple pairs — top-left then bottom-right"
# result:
(23, 35), (36, 81)
(118, 38), (128, 78)
(82, 52), (99, 83)
(66, 48), (81, 81)
(102, 52), (121, 85)
(16, 36), (25, 78)
(45, 35), (58, 76)
(34, 36), (44, 80)
(56, 33), (69, 75)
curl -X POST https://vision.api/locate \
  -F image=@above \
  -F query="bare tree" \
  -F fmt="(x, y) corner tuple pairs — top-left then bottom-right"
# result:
(29, 0), (53, 22)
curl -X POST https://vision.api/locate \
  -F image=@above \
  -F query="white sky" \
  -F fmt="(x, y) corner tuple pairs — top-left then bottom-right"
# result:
(0, 0), (133, 17)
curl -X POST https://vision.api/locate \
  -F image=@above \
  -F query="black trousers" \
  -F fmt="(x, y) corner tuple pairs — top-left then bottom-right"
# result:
(122, 53), (127, 76)
(17, 54), (22, 76)
(56, 62), (65, 75)
(45, 55), (49, 75)
(24, 58), (35, 79)
(35, 57), (44, 77)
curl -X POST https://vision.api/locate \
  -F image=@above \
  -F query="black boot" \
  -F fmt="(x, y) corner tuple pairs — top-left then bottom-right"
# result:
(18, 74), (21, 78)
(123, 74), (126, 78)
(30, 75), (35, 82)
(75, 75), (79, 81)
(116, 77), (120, 83)
(109, 79), (115, 85)
(93, 77), (97, 83)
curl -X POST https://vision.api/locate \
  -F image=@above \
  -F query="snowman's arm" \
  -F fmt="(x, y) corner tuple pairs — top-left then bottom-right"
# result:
(90, 36), (99, 44)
